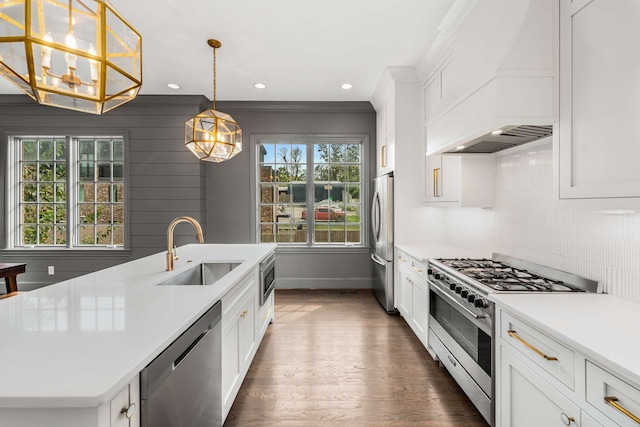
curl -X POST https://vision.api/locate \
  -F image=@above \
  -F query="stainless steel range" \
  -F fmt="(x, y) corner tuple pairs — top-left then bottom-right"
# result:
(427, 254), (600, 426)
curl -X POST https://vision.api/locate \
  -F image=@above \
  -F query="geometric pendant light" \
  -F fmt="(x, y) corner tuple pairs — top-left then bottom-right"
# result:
(185, 39), (242, 162)
(0, 0), (142, 115)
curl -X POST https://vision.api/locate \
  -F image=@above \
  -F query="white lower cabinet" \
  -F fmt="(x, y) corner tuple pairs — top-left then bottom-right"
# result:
(581, 411), (603, 427)
(496, 306), (639, 427)
(499, 346), (580, 427)
(109, 379), (140, 427)
(395, 248), (429, 348)
(0, 376), (140, 427)
(221, 270), (259, 421)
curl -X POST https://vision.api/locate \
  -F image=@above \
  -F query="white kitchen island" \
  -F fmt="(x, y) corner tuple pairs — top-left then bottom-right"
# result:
(0, 243), (276, 427)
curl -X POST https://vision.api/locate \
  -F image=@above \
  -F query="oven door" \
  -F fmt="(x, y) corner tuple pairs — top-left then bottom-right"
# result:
(428, 282), (492, 397)
(260, 254), (276, 306)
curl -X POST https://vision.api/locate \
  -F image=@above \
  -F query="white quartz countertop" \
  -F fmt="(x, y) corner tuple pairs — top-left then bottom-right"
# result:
(394, 243), (488, 262)
(491, 292), (640, 388)
(0, 243), (276, 408)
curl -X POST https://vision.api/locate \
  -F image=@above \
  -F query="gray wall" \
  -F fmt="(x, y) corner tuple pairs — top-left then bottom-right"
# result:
(206, 102), (376, 289)
(0, 97), (376, 291)
(0, 95), (208, 290)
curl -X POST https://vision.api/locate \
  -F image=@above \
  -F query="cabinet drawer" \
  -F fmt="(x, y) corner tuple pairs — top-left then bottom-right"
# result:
(500, 311), (575, 390)
(586, 361), (640, 427)
(396, 251), (427, 282)
(221, 270), (257, 320)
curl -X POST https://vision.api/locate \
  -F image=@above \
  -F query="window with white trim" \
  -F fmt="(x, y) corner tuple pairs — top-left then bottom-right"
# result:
(7, 136), (125, 249)
(257, 136), (364, 246)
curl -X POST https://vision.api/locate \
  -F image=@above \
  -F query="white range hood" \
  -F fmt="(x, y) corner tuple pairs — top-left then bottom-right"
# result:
(426, 0), (554, 155)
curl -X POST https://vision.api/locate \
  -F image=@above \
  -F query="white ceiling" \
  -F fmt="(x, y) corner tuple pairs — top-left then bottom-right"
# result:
(0, 0), (455, 102)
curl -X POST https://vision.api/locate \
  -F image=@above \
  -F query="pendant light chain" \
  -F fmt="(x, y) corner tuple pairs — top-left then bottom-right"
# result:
(212, 45), (217, 110)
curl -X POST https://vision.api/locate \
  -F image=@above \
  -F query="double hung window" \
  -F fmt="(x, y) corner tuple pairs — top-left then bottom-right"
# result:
(257, 136), (365, 246)
(6, 136), (126, 249)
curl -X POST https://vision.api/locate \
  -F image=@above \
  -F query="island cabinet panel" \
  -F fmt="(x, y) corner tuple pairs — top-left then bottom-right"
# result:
(0, 375), (139, 427)
(221, 267), (260, 422)
(558, 0), (640, 204)
(257, 290), (274, 339)
(109, 379), (140, 427)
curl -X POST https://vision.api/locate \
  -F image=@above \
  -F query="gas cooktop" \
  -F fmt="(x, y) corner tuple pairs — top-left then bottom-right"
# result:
(431, 255), (599, 293)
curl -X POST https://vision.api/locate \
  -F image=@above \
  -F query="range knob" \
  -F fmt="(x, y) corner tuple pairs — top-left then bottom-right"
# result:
(460, 289), (469, 298)
(455, 285), (463, 294)
(434, 273), (442, 280)
(449, 282), (457, 291)
(474, 298), (488, 308)
(467, 294), (477, 303)
(427, 268), (433, 275)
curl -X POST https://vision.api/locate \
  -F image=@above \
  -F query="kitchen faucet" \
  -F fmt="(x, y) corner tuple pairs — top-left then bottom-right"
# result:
(166, 216), (204, 271)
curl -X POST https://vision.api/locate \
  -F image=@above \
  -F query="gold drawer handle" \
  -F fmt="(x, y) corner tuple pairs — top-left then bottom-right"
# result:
(262, 305), (273, 321)
(605, 396), (640, 424)
(240, 309), (248, 319)
(397, 255), (407, 262)
(410, 264), (423, 273)
(507, 330), (558, 361)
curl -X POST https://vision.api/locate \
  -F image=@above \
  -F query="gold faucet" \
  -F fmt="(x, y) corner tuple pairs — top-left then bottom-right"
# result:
(166, 216), (204, 271)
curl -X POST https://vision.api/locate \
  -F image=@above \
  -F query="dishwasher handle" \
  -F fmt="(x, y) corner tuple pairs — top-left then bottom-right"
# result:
(173, 328), (211, 370)
(140, 300), (222, 399)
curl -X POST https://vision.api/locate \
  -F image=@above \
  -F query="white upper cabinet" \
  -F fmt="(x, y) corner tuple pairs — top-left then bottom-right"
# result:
(424, 154), (494, 207)
(371, 67), (420, 177)
(420, 0), (554, 156)
(557, 0), (640, 205)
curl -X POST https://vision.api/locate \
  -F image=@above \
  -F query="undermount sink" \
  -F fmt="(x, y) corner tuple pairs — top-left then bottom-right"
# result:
(157, 262), (241, 286)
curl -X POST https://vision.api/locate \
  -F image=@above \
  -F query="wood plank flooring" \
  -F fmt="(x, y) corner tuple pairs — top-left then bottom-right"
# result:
(225, 289), (489, 426)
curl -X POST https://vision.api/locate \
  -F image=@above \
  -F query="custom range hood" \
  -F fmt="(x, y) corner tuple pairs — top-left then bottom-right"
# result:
(426, 0), (554, 156)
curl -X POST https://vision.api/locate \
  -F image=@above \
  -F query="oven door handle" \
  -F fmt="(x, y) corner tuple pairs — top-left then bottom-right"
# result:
(432, 283), (487, 319)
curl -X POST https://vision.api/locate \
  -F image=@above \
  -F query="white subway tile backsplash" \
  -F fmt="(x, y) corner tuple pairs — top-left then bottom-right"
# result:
(444, 141), (640, 303)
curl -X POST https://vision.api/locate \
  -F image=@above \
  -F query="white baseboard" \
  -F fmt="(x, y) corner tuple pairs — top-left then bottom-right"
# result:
(276, 278), (372, 289)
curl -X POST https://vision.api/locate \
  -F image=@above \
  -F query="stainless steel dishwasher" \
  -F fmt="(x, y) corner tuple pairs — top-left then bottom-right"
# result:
(140, 301), (222, 427)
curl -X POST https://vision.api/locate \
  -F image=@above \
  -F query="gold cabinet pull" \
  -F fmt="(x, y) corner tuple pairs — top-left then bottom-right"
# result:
(381, 145), (387, 168)
(507, 330), (558, 361)
(397, 255), (407, 262)
(410, 264), (423, 273)
(605, 396), (640, 423)
(433, 167), (441, 197)
(240, 309), (248, 319)
(262, 305), (273, 321)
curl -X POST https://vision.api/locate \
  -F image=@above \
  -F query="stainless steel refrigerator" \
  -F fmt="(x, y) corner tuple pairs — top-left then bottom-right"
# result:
(371, 174), (395, 313)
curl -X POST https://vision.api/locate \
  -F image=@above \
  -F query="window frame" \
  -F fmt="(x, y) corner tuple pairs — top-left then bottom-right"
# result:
(3, 131), (130, 252)
(252, 134), (370, 250)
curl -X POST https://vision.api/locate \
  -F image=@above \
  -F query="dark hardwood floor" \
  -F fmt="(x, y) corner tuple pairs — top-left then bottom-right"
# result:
(225, 289), (489, 426)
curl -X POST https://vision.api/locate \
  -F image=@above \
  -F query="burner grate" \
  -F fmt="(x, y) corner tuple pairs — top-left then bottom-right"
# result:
(435, 257), (585, 293)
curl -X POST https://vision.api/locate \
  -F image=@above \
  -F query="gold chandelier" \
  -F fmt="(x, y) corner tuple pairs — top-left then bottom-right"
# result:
(185, 39), (242, 163)
(0, 0), (142, 115)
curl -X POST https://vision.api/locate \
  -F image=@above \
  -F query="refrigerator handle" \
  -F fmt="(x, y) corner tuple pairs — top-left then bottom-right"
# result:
(371, 191), (381, 241)
(370, 252), (386, 266)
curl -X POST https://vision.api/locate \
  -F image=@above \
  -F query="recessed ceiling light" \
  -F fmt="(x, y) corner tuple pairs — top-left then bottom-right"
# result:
(254, 83), (266, 89)
(491, 129), (503, 135)
(456, 145), (465, 150)
(341, 83), (353, 90)
(166, 83), (180, 89)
